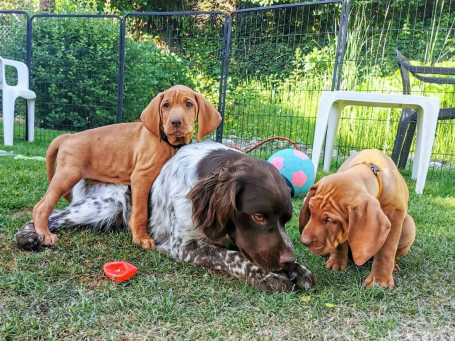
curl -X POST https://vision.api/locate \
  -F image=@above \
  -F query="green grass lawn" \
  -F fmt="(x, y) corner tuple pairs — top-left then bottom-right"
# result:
(1, 139), (454, 340)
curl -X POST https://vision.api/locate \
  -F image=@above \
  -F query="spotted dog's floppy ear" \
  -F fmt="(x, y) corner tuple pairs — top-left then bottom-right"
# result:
(299, 183), (318, 234)
(348, 194), (391, 266)
(141, 92), (164, 137)
(187, 161), (242, 240)
(194, 92), (222, 142)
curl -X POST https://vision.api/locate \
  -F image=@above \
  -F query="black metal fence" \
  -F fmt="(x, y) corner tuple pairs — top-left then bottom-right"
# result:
(222, 1), (343, 157)
(1, 0), (455, 172)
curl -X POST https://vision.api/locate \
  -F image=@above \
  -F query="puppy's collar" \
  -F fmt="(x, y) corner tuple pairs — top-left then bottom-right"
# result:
(160, 131), (190, 150)
(351, 162), (383, 199)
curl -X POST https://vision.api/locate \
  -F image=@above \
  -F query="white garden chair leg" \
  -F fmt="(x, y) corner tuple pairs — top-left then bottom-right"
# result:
(311, 93), (333, 172)
(412, 108), (424, 181)
(27, 98), (35, 142)
(415, 100), (439, 194)
(323, 102), (343, 172)
(3, 96), (16, 146)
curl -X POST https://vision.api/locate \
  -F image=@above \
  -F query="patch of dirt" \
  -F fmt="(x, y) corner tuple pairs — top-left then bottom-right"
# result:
(0, 235), (18, 270)
(11, 207), (33, 220)
(79, 274), (109, 292)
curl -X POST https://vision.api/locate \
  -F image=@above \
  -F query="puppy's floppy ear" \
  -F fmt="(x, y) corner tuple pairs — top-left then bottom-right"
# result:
(299, 183), (318, 233)
(348, 195), (391, 266)
(187, 161), (242, 240)
(194, 92), (222, 142)
(141, 92), (164, 137)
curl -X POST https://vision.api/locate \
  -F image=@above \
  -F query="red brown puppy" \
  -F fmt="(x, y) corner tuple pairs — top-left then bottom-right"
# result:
(299, 149), (416, 288)
(33, 85), (221, 249)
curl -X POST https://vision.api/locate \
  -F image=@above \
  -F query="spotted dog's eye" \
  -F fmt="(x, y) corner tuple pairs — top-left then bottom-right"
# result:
(186, 101), (193, 108)
(252, 214), (266, 224)
(163, 103), (169, 109)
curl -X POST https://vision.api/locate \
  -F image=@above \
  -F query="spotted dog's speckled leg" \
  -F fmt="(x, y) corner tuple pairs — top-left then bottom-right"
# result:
(171, 240), (316, 293)
(15, 222), (43, 251)
(16, 195), (126, 251)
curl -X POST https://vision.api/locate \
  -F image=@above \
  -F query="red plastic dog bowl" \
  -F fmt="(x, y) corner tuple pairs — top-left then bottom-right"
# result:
(103, 261), (137, 282)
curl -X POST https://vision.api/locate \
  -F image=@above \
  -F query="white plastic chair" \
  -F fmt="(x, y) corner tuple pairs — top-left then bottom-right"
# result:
(0, 56), (36, 146)
(311, 91), (440, 194)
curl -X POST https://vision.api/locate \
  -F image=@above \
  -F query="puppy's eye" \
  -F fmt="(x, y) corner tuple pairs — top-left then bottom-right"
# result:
(252, 214), (266, 224)
(163, 103), (169, 109)
(325, 217), (335, 224)
(186, 101), (193, 108)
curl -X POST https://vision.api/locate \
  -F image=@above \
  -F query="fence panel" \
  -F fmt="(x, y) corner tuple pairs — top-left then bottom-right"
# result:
(122, 12), (227, 142)
(335, 0), (455, 173)
(30, 15), (121, 142)
(0, 11), (29, 141)
(3, 3), (454, 177)
(223, 1), (344, 158)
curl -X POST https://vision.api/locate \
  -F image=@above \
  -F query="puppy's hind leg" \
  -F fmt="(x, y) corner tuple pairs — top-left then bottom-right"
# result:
(32, 170), (82, 246)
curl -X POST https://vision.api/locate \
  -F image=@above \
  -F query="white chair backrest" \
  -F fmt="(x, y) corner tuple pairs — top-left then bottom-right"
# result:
(0, 56), (31, 89)
(0, 56), (4, 90)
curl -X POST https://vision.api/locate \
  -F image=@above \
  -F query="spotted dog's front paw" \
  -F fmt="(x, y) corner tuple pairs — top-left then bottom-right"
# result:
(286, 263), (317, 291)
(15, 222), (43, 251)
(254, 272), (293, 293)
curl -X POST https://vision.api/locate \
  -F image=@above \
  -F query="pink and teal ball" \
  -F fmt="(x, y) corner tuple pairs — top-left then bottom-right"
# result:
(267, 149), (315, 197)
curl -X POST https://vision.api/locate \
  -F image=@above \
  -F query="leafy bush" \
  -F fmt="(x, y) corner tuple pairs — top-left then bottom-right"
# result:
(30, 16), (121, 129)
(30, 16), (195, 130)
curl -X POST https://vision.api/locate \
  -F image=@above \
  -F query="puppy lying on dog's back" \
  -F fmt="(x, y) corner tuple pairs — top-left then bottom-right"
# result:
(299, 149), (416, 288)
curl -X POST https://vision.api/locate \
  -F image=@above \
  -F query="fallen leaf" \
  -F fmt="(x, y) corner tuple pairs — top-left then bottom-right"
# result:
(301, 296), (311, 302)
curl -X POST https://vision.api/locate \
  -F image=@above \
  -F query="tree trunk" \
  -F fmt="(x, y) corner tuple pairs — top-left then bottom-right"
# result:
(40, 0), (55, 13)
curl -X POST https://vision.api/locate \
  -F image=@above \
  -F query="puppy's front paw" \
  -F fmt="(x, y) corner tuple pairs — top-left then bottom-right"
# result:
(40, 232), (59, 246)
(133, 236), (155, 250)
(286, 263), (317, 291)
(363, 272), (395, 289)
(326, 257), (348, 271)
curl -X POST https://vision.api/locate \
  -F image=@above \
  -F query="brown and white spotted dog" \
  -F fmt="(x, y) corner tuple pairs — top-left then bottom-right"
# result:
(16, 142), (316, 293)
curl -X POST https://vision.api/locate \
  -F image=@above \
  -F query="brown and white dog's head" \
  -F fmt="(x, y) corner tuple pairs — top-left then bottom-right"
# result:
(298, 175), (391, 266)
(140, 85), (222, 145)
(187, 150), (296, 272)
